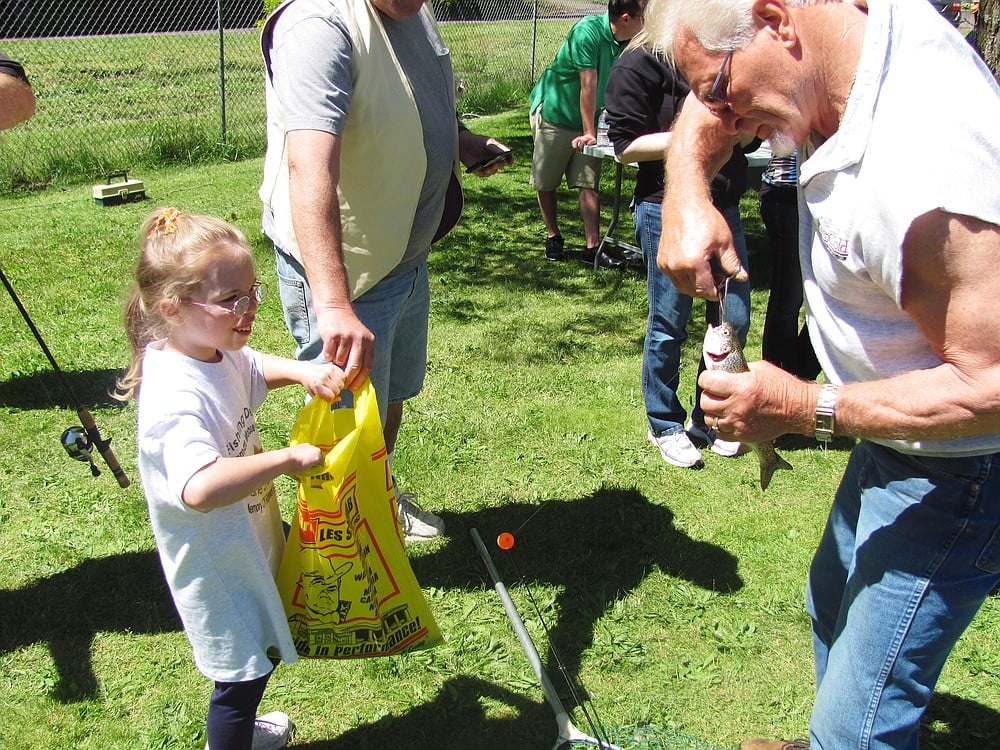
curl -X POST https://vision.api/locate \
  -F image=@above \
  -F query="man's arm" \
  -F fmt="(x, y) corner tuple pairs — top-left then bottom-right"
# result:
(659, 92), (745, 299)
(286, 129), (374, 387)
(698, 211), (1000, 445)
(840, 210), (1000, 441)
(617, 131), (672, 163)
(572, 68), (599, 149)
(0, 66), (35, 130)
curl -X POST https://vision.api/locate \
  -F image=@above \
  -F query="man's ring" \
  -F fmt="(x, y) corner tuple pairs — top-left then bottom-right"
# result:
(712, 415), (720, 430)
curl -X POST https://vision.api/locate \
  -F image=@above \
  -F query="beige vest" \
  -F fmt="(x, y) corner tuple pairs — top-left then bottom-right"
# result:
(259, 0), (458, 299)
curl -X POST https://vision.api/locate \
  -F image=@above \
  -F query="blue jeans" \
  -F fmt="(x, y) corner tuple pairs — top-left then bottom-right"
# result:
(634, 200), (750, 436)
(807, 442), (1000, 749)
(274, 248), (429, 428)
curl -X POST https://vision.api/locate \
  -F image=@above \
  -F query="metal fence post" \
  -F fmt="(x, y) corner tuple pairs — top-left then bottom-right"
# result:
(531, 0), (539, 83)
(218, 0), (228, 145)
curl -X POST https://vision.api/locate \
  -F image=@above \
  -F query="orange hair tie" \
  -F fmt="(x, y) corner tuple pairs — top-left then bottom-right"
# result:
(152, 207), (180, 237)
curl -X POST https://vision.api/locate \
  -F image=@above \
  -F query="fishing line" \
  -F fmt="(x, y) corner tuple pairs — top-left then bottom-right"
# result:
(503, 538), (615, 749)
(472, 524), (619, 750)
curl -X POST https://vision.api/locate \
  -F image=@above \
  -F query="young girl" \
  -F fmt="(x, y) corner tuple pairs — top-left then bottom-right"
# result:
(117, 207), (346, 750)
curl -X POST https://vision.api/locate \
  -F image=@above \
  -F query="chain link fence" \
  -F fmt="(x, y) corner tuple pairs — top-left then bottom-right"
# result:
(0, 0), (601, 191)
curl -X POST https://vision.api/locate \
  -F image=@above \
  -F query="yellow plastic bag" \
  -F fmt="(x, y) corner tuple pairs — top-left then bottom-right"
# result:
(276, 380), (442, 658)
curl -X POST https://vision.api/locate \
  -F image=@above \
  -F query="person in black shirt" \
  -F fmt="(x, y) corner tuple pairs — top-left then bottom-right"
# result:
(605, 45), (754, 468)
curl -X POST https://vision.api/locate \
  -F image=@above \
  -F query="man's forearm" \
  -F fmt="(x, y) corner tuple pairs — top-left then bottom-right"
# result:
(664, 93), (737, 202)
(290, 191), (352, 310)
(287, 130), (352, 310)
(578, 69), (598, 137)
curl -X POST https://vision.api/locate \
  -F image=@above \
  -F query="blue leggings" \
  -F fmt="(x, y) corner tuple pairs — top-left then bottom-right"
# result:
(205, 663), (276, 750)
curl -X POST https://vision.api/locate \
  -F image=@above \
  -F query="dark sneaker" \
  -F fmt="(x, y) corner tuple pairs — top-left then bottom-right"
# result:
(581, 246), (625, 270)
(544, 234), (565, 261)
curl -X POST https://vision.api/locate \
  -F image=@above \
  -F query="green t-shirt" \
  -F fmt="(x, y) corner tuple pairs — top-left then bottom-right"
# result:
(528, 13), (625, 132)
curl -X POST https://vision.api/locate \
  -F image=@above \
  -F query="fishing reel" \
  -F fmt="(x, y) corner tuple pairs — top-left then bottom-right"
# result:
(62, 425), (101, 477)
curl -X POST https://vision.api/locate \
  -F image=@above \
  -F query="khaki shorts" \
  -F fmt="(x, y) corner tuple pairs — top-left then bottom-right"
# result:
(529, 108), (602, 192)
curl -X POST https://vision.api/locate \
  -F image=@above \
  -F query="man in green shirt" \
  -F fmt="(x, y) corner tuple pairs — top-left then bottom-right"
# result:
(529, 0), (645, 267)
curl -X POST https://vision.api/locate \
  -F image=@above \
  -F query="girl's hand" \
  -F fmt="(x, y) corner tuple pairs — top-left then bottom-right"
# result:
(305, 362), (348, 402)
(285, 443), (324, 475)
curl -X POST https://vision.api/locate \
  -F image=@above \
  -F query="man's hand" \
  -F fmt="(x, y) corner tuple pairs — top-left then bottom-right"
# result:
(658, 191), (745, 299)
(699, 360), (817, 443)
(659, 94), (747, 299)
(460, 130), (513, 177)
(315, 303), (375, 390)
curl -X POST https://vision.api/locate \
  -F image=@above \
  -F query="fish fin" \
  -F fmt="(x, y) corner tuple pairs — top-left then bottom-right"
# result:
(759, 452), (793, 491)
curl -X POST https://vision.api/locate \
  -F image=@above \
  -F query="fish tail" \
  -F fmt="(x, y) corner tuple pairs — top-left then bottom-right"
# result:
(756, 443), (793, 491)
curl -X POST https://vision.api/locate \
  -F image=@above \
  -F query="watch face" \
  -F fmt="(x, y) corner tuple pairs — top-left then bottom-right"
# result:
(815, 384), (838, 441)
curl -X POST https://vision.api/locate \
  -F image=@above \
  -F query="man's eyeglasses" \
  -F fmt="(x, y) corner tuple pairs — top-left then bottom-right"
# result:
(185, 282), (267, 317)
(704, 49), (735, 108)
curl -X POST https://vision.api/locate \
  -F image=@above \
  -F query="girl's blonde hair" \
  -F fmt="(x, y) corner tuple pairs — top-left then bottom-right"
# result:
(114, 207), (253, 401)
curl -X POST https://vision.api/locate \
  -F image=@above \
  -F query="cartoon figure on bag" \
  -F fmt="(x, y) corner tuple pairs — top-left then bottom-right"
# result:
(301, 558), (354, 622)
(117, 206), (348, 750)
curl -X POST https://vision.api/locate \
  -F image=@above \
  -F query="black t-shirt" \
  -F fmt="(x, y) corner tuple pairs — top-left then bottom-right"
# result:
(604, 47), (751, 209)
(0, 52), (29, 84)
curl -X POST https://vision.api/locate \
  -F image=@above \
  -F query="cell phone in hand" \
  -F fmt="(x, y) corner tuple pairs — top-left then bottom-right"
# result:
(465, 149), (512, 174)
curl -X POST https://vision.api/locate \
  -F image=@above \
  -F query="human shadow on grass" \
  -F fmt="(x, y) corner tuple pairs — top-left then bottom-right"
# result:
(293, 485), (741, 750)
(922, 692), (1000, 750)
(5, 485), (738, 717)
(0, 549), (180, 702)
(0, 367), (122, 410)
(291, 674), (559, 750)
(412, 485), (743, 705)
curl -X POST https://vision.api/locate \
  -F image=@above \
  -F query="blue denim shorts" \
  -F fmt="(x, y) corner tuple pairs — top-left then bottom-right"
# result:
(274, 248), (429, 423)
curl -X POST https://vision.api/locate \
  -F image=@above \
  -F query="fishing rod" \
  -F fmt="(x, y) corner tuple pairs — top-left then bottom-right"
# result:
(0, 264), (130, 487)
(470, 527), (621, 750)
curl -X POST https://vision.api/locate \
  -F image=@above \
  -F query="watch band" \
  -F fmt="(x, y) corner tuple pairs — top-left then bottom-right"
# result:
(814, 383), (839, 443)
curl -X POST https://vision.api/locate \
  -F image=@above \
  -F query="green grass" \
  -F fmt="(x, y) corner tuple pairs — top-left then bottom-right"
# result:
(1, 108), (998, 750)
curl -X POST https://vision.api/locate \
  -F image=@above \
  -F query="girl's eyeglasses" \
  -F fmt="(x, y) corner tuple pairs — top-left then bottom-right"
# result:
(185, 282), (267, 317)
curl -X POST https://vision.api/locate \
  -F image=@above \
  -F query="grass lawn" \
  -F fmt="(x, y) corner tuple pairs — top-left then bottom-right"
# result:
(1, 108), (998, 750)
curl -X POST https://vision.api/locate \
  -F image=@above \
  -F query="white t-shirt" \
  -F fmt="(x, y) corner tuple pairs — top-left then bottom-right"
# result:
(137, 343), (298, 682)
(799, 0), (1000, 456)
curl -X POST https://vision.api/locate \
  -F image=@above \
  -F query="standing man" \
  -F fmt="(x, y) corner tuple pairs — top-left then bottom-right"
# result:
(643, 0), (1000, 748)
(260, 0), (511, 542)
(528, 0), (645, 268)
(0, 52), (35, 130)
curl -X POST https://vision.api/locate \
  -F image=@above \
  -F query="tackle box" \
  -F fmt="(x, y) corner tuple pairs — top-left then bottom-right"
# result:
(92, 171), (146, 206)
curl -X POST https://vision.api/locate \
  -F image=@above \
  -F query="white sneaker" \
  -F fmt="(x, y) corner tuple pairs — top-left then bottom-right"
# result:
(204, 711), (293, 750)
(647, 429), (703, 468)
(710, 436), (743, 457)
(684, 418), (744, 458)
(396, 492), (444, 541)
(253, 712), (293, 750)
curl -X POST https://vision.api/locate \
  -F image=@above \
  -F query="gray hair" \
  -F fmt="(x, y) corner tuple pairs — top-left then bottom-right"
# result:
(642, 0), (824, 67)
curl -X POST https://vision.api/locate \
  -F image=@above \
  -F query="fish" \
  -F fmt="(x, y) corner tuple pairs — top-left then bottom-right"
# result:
(702, 321), (792, 490)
